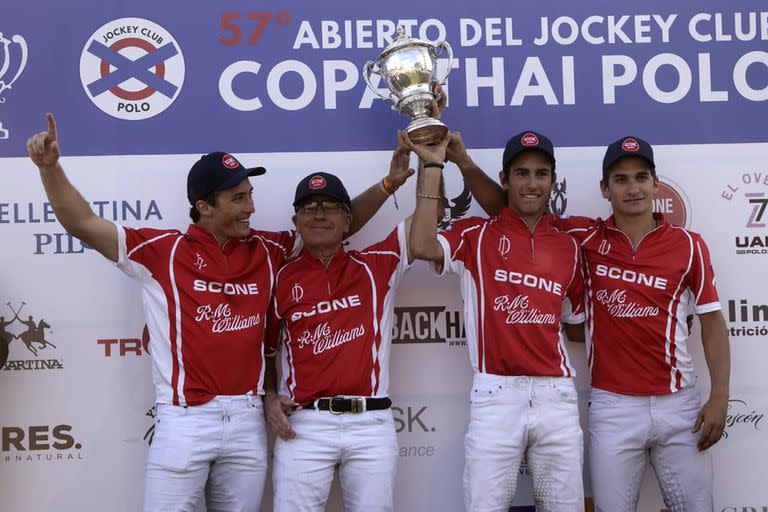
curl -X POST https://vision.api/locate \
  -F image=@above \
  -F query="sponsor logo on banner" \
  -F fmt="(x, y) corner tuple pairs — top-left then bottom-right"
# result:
(1, 424), (84, 463)
(97, 325), (150, 357)
(546, 178), (568, 216)
(720, 507), (768, 512)
(391, 306), (466, 347)
(438, 180), (472, 230)
(1, 301), (62, 371)
(722, 399), (764, 439)
(0, 30), (28, 140)
(79, 17), (185, 120)
(0, 199), (164, 255)
(726, 298), (768, 338)
(393, 403), (437, 458)
(654, 176), (690, 228)
(721, 172), (768, 256)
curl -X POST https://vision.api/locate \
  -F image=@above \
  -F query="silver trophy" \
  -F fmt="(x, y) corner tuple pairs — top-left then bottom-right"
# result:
(363, 26), (453, 145)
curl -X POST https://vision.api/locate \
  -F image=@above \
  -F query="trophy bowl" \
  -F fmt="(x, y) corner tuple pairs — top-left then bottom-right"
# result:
(363, 27), (453, 145)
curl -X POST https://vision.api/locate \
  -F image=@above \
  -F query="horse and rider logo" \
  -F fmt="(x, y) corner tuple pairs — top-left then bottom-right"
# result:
(0, 302), (56, 364)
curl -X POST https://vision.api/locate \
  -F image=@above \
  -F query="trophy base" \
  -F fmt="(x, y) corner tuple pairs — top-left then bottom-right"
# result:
(406, 118), (448, 146)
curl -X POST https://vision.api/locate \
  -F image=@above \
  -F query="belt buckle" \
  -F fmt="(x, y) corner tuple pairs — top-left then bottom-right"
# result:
(328, 397), (344, 415)
(328, 396), (364, 414)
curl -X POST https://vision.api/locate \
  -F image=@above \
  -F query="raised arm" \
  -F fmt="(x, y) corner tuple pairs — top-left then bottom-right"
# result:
(27, 114), (118, 261)
(692, 310), (730, 451)
(346, 146), (415, 237)
(445, 132), (506, 216)
(399, 131), (450, 262)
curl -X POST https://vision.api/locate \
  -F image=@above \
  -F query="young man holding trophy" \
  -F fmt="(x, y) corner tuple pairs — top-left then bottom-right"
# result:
(404, 129), (587, 511)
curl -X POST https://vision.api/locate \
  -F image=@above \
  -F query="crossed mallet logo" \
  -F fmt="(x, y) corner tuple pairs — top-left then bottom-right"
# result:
(85, 38), (179, 100)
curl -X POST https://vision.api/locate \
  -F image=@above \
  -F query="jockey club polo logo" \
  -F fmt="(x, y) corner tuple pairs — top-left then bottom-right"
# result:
(1, 301), (62, 371)
(79, 18), (185, 120)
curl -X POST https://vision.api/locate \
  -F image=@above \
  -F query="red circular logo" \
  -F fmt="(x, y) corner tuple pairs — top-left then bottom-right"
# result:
(622, 138), (640, 152)
(222, 154), (238, 169)
(309, 176), (326, 189)
(521, 132), (539, 147)
(654, 178), (689, 228)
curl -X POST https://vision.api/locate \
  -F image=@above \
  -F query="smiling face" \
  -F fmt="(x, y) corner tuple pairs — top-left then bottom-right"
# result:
(195, 178), (255, 245)
(292, 194), (352, 254)
(601, 156), (658, 220)
(499, 150), (555, 226)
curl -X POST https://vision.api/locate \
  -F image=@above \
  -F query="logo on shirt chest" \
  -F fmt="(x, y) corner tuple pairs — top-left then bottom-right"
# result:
(296, 321), (366, 355)
(194, 303), (260, 333)
(492, 294), (556, 325)
(289, 294), (362, 321)
(193, 279), (259, 295)
(594, 264), (667, 290)
(493, 270), (563, 297)
(594, 289), (660, 318)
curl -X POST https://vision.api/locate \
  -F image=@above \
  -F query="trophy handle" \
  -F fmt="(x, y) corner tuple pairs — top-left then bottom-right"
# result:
(434, 40), (454, 86)
(363, 61), (394, 102)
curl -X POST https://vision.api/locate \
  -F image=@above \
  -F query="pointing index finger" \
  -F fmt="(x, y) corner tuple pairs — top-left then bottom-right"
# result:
(46, 113), (58, 141)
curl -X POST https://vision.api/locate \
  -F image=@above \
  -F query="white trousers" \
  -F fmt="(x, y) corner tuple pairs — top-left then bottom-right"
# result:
(273, 408), (398, 512)
(143, 395), (268, 512)
(588, 385), (714, 512)
(464, 373), (585, 512)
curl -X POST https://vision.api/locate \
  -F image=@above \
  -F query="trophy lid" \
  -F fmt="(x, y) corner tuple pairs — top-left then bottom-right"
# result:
(378, 26), (434, 60)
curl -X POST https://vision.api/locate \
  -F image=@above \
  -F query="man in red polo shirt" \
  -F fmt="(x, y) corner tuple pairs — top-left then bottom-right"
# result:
(26, 113), (412, 512)
(264, 158), (416, 512)
(447, 133), (730, 511)
(405, 130), (587, 511)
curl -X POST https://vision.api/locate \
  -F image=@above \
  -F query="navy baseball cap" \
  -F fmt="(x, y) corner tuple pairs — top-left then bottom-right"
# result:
(187, 152), (266, 205)
(293, 172), (351, 208)
(602, 136), (655, 178)
(502, 131), (556, 172)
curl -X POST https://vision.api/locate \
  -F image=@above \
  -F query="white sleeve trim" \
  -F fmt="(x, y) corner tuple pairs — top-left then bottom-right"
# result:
(695, 302), (722, 315)
(428, 234), (454, 277)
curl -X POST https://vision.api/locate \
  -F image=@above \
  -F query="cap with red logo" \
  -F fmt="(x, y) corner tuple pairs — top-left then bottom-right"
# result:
(187, 152), (266, 205)
(502, 130), (556, 172)
(602, 135), (655, 175)
(293, 172), (351, 208)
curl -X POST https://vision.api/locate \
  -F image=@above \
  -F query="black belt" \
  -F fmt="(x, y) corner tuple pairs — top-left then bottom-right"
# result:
(303, 397), (392, 414)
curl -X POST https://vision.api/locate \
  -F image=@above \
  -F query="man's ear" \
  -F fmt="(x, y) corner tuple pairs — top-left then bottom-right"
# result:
(196, 199), (212, 218)
(343, 213), (352, 233)
(600, 180), (610, 200)
(498, 169), (509, 190)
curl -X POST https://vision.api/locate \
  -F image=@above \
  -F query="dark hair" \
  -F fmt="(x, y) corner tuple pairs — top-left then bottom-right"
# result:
(601, 158), (657, 186)
(502, 150), (557, 181)
(189, 191), (218, 223)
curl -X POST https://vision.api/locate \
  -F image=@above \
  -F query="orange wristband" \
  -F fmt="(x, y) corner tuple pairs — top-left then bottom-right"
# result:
(382, 176), (397, 194)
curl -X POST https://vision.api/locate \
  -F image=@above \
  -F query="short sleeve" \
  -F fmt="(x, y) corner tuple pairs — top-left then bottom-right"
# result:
(116, 225), (179, 282)
(551, 215), (599, 243)
(562, 237), (586, 324)
(251, 229), (301, 268)
(358, 222), (412, 284)
(432, 217), (485, 276)
(689, 234), (721, 314)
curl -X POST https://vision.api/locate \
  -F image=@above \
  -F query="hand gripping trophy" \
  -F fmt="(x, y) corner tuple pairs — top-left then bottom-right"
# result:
(363, 26), (453, 145)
